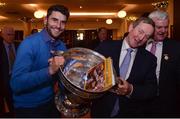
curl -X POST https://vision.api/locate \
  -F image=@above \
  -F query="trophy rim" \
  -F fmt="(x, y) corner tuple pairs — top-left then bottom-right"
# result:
(62, 47), (112, 93)
(58, 47), (116, 99)
(58, 67), (105, 99)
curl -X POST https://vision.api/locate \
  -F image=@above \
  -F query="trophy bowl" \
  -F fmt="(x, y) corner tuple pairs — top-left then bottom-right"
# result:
(55, 47), (116, 117)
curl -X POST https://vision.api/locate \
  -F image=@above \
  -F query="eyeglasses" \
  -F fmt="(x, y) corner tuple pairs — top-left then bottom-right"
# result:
(136, 27), (151, 39)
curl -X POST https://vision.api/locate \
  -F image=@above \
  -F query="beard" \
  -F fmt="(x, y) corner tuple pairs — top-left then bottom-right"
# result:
(46, 24), (63, 40)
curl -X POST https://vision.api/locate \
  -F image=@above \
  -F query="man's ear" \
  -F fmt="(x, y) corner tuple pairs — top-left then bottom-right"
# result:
(44, 17), (47, 26)
(128, 23), (133, 32)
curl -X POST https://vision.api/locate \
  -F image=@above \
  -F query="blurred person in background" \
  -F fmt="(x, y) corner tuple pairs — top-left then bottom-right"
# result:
(31, 28), (38, 34)
(91, 27), (108, 49)
(0, 26), (16, 117)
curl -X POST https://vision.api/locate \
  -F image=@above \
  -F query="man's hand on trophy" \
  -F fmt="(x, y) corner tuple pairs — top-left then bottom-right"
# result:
(48, 56), (65, 75)
(115, 78), (133, 96)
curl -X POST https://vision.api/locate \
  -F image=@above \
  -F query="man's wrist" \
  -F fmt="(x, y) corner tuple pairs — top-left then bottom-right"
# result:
(48, 67), (54, 75)
(126, 84), (133, 98)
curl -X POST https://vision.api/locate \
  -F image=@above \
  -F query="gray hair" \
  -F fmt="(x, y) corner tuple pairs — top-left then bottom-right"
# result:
(133, 17), (155, 28)
(148, 10), (169, 20)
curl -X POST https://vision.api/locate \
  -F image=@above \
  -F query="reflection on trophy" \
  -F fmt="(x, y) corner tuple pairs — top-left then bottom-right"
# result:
(54, 48), (116, 117)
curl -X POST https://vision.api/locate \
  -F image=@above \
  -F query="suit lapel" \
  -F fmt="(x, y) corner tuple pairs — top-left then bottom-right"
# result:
(113, 40), (123, 76)
(159, 40), (168, 80)
(127, 48), (143, 82)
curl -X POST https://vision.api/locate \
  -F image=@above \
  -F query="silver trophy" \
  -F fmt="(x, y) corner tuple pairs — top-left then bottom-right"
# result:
(54, 47), (116, 117)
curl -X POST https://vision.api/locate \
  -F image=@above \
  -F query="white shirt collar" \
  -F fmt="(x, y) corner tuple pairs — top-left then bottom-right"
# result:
(122, 38), (137, 52)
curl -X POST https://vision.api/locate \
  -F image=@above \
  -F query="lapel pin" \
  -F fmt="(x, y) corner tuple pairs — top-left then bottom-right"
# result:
(164, 54), (169, 60)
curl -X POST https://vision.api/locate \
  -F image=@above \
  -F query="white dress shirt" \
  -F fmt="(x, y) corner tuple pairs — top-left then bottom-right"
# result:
(146, 40), (163, 84)
(3, 40), (16, 74)
(119, 39), (137, 80)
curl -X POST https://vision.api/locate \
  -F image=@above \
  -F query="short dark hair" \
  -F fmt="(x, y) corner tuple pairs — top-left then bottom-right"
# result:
(47, 4), (70, 20)
(97, 27), (107, 33)
(31, 29), (38, 34)
(133, 17), (155, 28)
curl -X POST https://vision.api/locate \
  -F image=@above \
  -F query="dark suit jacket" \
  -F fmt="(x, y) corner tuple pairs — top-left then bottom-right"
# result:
(91, 40), (157, 117)
(0, 37), (17, 114)
(147, 38), (180, 117)
(89, 38), (111, 50)
(0, 38), (11, 112)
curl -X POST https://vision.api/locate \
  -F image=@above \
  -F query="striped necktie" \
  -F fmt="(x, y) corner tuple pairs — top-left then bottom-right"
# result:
(119, 48), (133, 79)
(150, 42), (157, 55)
(8, 44), (15, 70)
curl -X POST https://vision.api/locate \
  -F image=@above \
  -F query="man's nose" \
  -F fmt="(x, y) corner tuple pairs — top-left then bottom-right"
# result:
(57, 21), (62, 28)
(139, 33), (146, 41)
(160, 27), (166, 33)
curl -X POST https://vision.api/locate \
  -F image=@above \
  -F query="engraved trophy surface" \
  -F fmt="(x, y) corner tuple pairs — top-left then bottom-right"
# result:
(55, 47), (116, 117)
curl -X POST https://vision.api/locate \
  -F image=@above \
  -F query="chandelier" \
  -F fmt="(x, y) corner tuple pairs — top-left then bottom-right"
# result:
(0, 2), (6, 7)
(126, 16), (137, 21)
(152, 0), (169, 9)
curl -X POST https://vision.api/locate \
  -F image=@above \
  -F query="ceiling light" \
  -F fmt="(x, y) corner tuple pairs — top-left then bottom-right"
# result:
(0, 2), (6, 7)
(34, 10), (46, 19)
(106, 19), (113, 24)
(117, 10), (127, 18)
(29, 4), (37, 7)
(0, 15), (8, 20)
